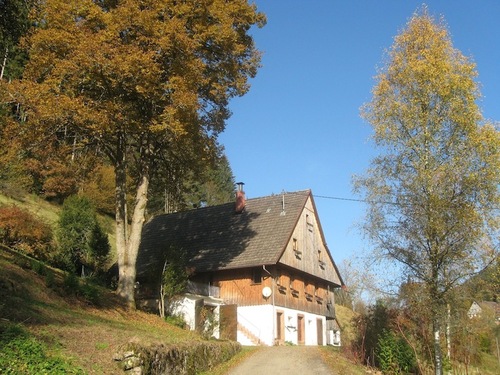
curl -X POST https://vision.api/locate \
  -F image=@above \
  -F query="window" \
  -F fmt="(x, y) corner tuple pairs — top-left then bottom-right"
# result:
(290, 276), (299, 297)
(306, 214), (313, 232)
(305, 282), (313, 301)
(315, 284), (324, 304)
(252, 268), (262, 284)
(277, 274), (287, 293)
(318, 249), (326, 269)
(293, 238), (302, 259)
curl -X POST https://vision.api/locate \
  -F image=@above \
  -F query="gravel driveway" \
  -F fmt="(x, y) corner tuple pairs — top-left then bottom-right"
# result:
(226, 346), (335, 375)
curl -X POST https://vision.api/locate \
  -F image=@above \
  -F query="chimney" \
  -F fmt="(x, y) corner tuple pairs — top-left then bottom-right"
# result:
(235, 182), (245, 214)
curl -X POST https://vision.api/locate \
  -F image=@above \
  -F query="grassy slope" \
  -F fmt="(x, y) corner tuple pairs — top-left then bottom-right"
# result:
(0, 193), (61, 225)
(0, 248), (203, 374)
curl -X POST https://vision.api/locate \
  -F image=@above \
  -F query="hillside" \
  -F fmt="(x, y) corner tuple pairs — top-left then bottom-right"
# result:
(0, 247), (219, 373)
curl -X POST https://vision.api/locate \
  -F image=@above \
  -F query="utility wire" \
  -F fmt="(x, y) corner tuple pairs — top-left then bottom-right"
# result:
(287, 191), (398, 206)
(312, 194), (372, 204)
(289, 191), (500, 209)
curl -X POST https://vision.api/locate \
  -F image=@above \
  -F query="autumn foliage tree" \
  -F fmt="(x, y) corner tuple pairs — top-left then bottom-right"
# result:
(9, 0), (265, 307)
(355, 8), (500, 374)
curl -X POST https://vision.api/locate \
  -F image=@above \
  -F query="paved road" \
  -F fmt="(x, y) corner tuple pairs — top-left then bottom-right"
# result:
(227, 346), (335, 375)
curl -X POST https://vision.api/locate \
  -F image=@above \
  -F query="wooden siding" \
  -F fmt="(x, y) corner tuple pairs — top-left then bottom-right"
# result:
(279, 197), (342, 286)
(198, 266), (336, 318)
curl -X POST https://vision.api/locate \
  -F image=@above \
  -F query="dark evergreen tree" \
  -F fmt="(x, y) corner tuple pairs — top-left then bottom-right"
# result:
(57, 195), (110, 274)
(0, 0), (34, 80)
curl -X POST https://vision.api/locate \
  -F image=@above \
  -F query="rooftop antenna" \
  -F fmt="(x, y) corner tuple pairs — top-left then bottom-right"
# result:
(281, 190), (286, 216)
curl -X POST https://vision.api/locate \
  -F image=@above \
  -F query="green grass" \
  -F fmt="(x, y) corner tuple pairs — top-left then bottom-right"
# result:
(0, 248), (204, 374)
(0, 323), (85, 374)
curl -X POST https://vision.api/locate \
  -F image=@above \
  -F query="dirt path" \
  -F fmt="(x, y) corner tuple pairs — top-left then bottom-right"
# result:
(226, 346), (335, 375)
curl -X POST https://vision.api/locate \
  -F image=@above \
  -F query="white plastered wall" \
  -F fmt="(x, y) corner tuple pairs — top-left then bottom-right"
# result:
(237, 304), (326, 346)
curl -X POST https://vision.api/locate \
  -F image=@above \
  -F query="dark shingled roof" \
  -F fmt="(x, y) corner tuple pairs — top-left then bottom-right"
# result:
(136, 190), (311, 280)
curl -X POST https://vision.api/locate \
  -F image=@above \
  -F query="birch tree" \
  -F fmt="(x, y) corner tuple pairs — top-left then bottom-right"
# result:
(355, 8), (500, 374)
(8, 0), (265, 308)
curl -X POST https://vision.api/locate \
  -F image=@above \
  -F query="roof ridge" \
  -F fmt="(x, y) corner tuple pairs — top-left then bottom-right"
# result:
(245, 189), (311, 201)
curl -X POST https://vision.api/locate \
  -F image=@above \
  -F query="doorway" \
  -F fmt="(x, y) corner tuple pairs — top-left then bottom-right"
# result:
(317, 318), (324, 345)
(297, 314), (305, 345)
(276, 311), (284, 345)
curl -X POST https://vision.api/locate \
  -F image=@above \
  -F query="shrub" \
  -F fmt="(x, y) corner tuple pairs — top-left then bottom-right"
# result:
(376, 329), (415, 374)
(31, 259), (46, 276)
(56, 195), (110, 274)
(0, 204), (53, 259)
(63, 272), (79, 293)
(45, 270), (55, 288)
(79, 279), (100, 305)
(165, 314), (187, 329)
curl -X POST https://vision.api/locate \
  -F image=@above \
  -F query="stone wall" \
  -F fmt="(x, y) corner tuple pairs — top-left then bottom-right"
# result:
(114, 340), (241, 374)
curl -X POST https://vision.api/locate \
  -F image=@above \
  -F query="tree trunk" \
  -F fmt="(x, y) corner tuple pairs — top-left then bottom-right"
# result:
(116, 172), (149, 309)
(446, 303), (451, 374)
(0, 47), (8, 80)
(115, 135), (131, 306)
(433, 313), (443, 375)
(115, 133), (152, 309)
(158, 258), (168, 318)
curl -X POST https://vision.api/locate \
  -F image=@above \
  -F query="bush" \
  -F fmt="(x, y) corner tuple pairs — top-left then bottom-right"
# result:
(165, 314), (187, 329)
(79, 279), (100, 305)
(0, 204), (53, 259)
(45, 270), (55, 288)
(31, 259), (46, 276)
(62, 273), (101, 305)
(376, 329), (415, 374)
(56, 195), (110, 274)
(63, 272), (79, 293)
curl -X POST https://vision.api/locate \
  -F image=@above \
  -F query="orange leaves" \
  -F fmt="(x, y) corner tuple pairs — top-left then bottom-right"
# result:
(0, 204), (53, 258)
(16, 0), (264, 147)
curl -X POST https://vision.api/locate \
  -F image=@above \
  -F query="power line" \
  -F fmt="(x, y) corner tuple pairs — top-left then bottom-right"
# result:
(287, 191), (397, 206)
(285, 191), (500, 209)
(310, 192), (499, 210)
(312, 194), (368, 204)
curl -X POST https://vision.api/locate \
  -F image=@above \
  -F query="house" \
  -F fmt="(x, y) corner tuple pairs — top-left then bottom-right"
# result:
(467, 301), (482, 318)
(467, 301), (500, 323)
(135, 186), (344, 346)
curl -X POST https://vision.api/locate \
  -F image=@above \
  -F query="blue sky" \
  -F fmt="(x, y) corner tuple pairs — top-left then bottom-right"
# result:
(219, 1), (500, 267)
